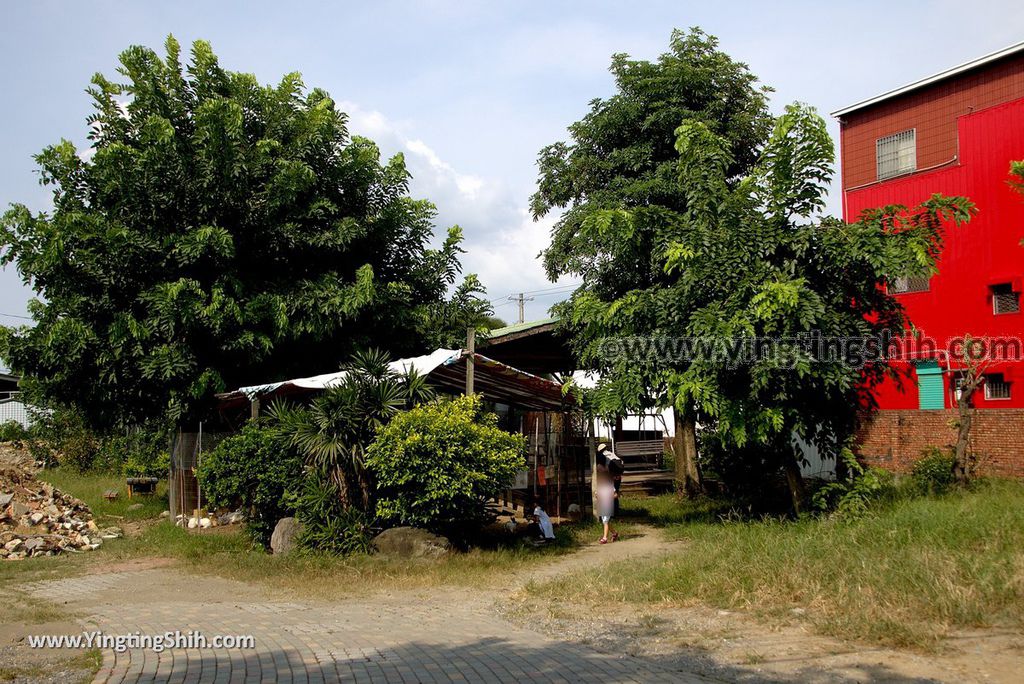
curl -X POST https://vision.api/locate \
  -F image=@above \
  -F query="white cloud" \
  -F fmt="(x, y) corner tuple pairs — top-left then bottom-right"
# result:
(340, 100), (571, 321)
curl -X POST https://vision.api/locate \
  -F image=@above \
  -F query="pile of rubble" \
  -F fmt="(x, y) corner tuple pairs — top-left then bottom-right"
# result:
(0, 464), (121, 560)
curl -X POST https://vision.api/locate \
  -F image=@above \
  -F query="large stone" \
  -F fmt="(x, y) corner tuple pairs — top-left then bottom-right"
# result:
(372, 527), (451, 559)
(270, 517), (303, 555)
(23, 537), (45, 552)
(8, 501), (31, 518)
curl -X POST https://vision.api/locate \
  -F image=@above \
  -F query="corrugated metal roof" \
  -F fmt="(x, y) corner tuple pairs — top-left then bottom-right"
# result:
(832, 40), (1024, 118)
(481, 317), (558, 339)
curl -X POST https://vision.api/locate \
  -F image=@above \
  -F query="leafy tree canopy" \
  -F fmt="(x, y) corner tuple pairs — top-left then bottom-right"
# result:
(533, 28), (773, 292)
(535, 29), (973, 499)
(1, 36), (489, 428)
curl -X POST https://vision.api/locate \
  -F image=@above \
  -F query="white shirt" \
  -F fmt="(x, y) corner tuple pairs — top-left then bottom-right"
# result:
(533, 506), (555, 539)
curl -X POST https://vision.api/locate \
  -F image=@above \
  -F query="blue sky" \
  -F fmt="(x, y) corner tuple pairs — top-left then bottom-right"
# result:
(1, 0), (1022, 324)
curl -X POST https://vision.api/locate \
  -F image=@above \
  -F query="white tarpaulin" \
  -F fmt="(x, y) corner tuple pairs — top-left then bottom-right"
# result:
(232, 348), (461, 400)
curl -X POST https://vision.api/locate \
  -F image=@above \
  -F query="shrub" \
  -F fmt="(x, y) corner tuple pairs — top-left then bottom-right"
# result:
(366, 395), (526, 534)
(27, 406), (98, 471)
(0, 420), (30, 443)
(196, 422), (303, 547)
(812, 449), (894, 518)
(124, 450), (170, 479)
(911, 448), (956, 494)
(294, 468), (373, 555)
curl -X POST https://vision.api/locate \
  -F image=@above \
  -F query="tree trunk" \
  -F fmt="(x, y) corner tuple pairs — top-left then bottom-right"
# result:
(673, 411), (703, 496)
(953, 386), (976, 485)
(782, 452), (806, 515)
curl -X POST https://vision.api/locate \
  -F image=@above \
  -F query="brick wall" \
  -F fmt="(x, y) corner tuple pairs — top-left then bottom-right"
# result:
(855, 409), (1024, 478)
(839, 52), (1024, 189)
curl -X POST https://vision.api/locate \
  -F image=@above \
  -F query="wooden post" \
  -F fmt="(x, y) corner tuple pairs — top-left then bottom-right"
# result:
(465, 327), (475, 396)
(250, 396), (261, 420)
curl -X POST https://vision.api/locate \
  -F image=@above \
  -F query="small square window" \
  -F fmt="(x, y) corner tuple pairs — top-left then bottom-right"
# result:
(984, 374), (1011, 400)
(877, 130), (917, 180)
(991, 283), (1021, 315)
(889, 275), (930, 294)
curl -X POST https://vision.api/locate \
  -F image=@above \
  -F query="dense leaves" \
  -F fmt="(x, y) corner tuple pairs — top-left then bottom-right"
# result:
(1, 36), (489, 428)
(196, 421), (303, 546)
(535, 29), (973, 503)
(269, 348), (436, 510)
(366, 396), (526, 533)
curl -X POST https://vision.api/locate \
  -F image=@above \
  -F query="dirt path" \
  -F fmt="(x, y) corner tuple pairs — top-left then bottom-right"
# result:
(504, 526), (1024, 684)
(8, 524), (1023, 683)
(11, 529), (710, 683)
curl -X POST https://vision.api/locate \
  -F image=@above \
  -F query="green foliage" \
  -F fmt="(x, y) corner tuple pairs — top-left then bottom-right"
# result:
(26, 406), (97, 471)
(812, 449), (894, 518)
(270, 348), (436, 510)
(293, 468), (372, 556)
(90, 423), (171, 474)
(123, 449), (170, 479)
(911, 448), (956, 495)
(535, 28), (974, 490)
(0, 420), (30, 443)
(196, 421), (303, 546)
(0, 36), (489, 429)
(366, 395), (526, 533)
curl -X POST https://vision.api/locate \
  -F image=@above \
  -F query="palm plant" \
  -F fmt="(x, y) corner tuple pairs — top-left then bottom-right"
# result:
(269, 349), (436, 509)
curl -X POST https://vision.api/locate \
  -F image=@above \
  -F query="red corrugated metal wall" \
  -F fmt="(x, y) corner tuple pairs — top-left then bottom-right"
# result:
(844, 97), (1024, 409)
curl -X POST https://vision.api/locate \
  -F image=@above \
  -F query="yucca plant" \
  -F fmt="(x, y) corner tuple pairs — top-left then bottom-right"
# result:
(269, 349), (435, 510)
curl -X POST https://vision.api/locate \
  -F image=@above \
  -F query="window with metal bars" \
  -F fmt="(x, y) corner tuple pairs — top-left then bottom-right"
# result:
(991, 283), (1020, 315)
(889, 275), (930, 294)
(876, 129), (916, 180)
(984, 374), (1011, 400)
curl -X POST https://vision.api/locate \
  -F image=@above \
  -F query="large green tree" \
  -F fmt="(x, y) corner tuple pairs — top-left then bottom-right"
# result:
(533, 29), (773, 492)
(536, 30), (973, 502)
(1, 37), (488, 428)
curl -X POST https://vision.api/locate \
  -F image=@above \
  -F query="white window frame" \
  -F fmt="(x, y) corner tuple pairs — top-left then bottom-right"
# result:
(877, 129), (917, 180)
(991, 283), (1021, 315)
(984, 374), (1011, 400)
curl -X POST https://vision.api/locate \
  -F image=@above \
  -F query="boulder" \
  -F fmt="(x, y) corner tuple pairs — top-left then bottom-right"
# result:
(270, 517), (303, 555)
(372, 527), (451, 559)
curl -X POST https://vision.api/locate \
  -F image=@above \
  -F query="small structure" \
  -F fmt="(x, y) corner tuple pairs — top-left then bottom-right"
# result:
(214, 346), (590, 518)
(479, 319), (677, 495)
(0, 371), (45, 429)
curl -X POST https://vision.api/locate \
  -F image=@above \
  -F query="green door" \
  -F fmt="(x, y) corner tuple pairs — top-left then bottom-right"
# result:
(916, 361), (945, 410)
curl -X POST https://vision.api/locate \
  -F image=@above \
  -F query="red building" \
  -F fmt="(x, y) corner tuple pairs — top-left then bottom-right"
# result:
(834, 42), (1024, 476)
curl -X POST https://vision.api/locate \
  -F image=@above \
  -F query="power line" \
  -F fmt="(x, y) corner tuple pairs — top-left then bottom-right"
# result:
(488, 282), (581, 304)
(0, 312), (32, 320)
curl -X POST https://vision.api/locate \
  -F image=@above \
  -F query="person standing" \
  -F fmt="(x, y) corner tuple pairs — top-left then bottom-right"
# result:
(598, 443), (624, 516)
(595, 471), (619, 544)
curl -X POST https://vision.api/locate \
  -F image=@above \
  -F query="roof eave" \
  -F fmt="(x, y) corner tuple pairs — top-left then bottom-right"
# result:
(831, 40), (1024, 119)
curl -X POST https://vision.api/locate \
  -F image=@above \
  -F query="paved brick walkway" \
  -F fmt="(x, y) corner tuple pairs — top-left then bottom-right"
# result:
(22, 565), (710, 683)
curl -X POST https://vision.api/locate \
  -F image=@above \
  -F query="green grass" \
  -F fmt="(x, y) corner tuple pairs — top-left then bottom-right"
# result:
(4, 468), (597, 598)
(39, 468), (168, 521)
(530, 481), (1024, 649)
(96, 518), (597, 598)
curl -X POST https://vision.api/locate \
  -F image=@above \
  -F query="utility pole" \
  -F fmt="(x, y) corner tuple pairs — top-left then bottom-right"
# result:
(508, 292), (535, 324)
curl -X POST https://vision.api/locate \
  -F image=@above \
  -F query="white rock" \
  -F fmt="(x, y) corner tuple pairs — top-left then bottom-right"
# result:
(199, 517), (212, 528)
